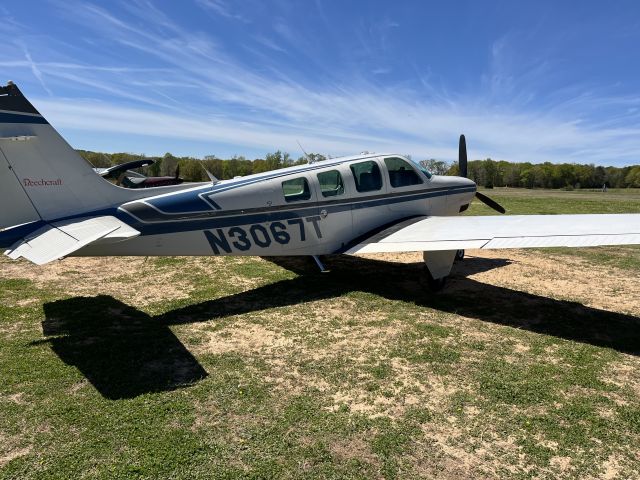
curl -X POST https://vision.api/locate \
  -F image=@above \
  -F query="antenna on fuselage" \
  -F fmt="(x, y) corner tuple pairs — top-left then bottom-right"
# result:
(201, 163), (219, 185)
(296, 140), (314, 163)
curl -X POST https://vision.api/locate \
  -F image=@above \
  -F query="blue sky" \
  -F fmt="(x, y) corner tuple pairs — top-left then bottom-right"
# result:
(2, 0), (640, 165)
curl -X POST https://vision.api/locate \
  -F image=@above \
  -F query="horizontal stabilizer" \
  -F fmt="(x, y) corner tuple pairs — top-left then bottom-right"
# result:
(4, 216), (139, 265)
(346, 214), (640, 254)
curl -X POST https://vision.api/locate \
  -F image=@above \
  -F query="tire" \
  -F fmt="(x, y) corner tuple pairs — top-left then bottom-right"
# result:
(427, 276), (447, 291)
(424, 266), (447, 292)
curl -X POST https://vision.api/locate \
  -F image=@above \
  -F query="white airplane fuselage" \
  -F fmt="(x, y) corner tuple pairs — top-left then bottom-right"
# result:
(77, 155), (476, 258)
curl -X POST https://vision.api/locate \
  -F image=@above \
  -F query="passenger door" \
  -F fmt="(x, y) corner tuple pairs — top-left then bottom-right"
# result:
(313, 166), (353, 252)
(347, 158), (391, 237)
(272, 174), (321, 254)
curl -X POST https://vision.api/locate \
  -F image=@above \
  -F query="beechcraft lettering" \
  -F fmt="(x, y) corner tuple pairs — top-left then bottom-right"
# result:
(22, 178), (63, 187)
(1, 81), (639, 290)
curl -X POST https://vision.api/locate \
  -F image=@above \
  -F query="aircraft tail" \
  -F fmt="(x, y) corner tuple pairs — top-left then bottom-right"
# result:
(0, 82), (184, 232)
(0, 82), (135, 230)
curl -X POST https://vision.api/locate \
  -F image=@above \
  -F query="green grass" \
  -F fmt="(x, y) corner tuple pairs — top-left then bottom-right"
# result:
(472, 187), (640, 215)
(1, 188), (639, 479)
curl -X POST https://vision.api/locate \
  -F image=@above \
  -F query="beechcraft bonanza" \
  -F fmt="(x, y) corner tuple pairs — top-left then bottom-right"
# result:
(1, 82), (640, 290)
(94, 159), (184, 189)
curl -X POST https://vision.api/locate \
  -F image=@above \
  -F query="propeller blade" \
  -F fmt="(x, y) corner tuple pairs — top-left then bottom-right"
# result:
(175, 165), (180, 179)
(459, 134), (467, 178)
(475, 191), (506, 214)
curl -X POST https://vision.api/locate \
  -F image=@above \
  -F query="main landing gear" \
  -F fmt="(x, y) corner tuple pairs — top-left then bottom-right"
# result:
(311, 255), (328, 272)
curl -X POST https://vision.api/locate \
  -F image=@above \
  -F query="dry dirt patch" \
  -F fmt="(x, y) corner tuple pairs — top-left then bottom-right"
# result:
(0, 432), (32, 468)
(330, 437), (380, 469)
(0, 257), (194, 306)
(359, 249), (640, 316)
(0, 446), (32, 467)
(191, 304), (465, 419)
(195, 323), (295, 356)
(459, 250), (639, 316)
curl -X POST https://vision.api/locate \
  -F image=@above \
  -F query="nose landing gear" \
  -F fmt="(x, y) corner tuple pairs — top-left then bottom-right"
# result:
(425, 267), (447, 291)
(423, 250), (457, 292)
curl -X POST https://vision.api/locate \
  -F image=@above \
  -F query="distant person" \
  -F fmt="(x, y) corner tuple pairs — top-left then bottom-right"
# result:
(602, 183), (608, 192)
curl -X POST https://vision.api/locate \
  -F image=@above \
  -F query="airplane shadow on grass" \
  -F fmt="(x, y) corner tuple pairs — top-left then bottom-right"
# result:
(39, 255), (640, 399)
(38, 297), (209, 400)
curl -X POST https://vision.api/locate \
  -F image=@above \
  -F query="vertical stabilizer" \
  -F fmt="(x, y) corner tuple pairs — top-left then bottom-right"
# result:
(0, 82), (188, 231)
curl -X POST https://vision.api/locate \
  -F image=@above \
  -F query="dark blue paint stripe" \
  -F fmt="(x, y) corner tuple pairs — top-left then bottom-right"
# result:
(0, 111), (48, 124)
(149, 192), (215, 213)
(0, 220), (47, 249)
(208, 199), (222, 210)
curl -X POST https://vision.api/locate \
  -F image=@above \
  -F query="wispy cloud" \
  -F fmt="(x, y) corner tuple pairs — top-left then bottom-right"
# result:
(2, 1), (639, 165)
(252, 35), (287, 54)
(195, 0), (250, 23)
(21, 45), (52, 96)
(372, 67), (391, 75)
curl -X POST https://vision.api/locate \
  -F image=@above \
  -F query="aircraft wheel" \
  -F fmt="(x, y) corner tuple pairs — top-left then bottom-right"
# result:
(455, 249), (465, 261)
(424, 266), (447, 292)
(427, 276), (447, 292)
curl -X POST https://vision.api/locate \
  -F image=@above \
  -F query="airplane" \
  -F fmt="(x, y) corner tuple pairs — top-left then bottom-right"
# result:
(1, 81), (639, 290)
(95, 159), (184, 189)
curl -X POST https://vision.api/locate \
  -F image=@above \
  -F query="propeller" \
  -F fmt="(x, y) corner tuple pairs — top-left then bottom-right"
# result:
(458, 134), (506, 214)
(459, 134), (467, 178)
(475, 191), (506, 214)
(175, 165), (180, 179)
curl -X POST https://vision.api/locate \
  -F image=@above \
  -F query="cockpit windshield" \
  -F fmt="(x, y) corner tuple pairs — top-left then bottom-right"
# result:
(407, 157), (432, 179)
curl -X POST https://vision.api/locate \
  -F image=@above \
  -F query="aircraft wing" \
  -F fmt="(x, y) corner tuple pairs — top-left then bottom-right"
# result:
(345, 214), (640, 254)
(4, 216), (139, 265)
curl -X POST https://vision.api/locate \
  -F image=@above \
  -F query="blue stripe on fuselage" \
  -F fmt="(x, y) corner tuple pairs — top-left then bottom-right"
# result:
(0, 220), (47, 249)
(0, 111), (48, 124)
(148, 193), (215, 213)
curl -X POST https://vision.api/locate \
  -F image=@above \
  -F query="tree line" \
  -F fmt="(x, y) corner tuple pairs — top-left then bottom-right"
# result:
(446, 159), (640, 189)
(77, 149), (640, 188)
(78, 150), (312, 182)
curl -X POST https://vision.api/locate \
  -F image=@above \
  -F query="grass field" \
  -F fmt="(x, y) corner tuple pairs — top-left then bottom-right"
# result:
(1, 189), (639, 479)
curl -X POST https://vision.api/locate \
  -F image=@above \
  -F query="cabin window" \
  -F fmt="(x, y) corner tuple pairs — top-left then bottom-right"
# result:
(384, 157), (423, 187)
(282, 177), (311, 202)
(350, 160), (382, 192)
(317, 170), (345, 197)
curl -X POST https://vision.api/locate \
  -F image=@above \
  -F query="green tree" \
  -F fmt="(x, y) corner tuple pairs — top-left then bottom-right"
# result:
(160, 153), (179, 177)
(625, 166), (640, 187)
(421, 159), (449, 175)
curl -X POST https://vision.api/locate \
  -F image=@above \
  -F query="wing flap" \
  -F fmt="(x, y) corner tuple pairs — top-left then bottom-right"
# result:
(4, 216), (140, 265)
(346, 214), (640, 254)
